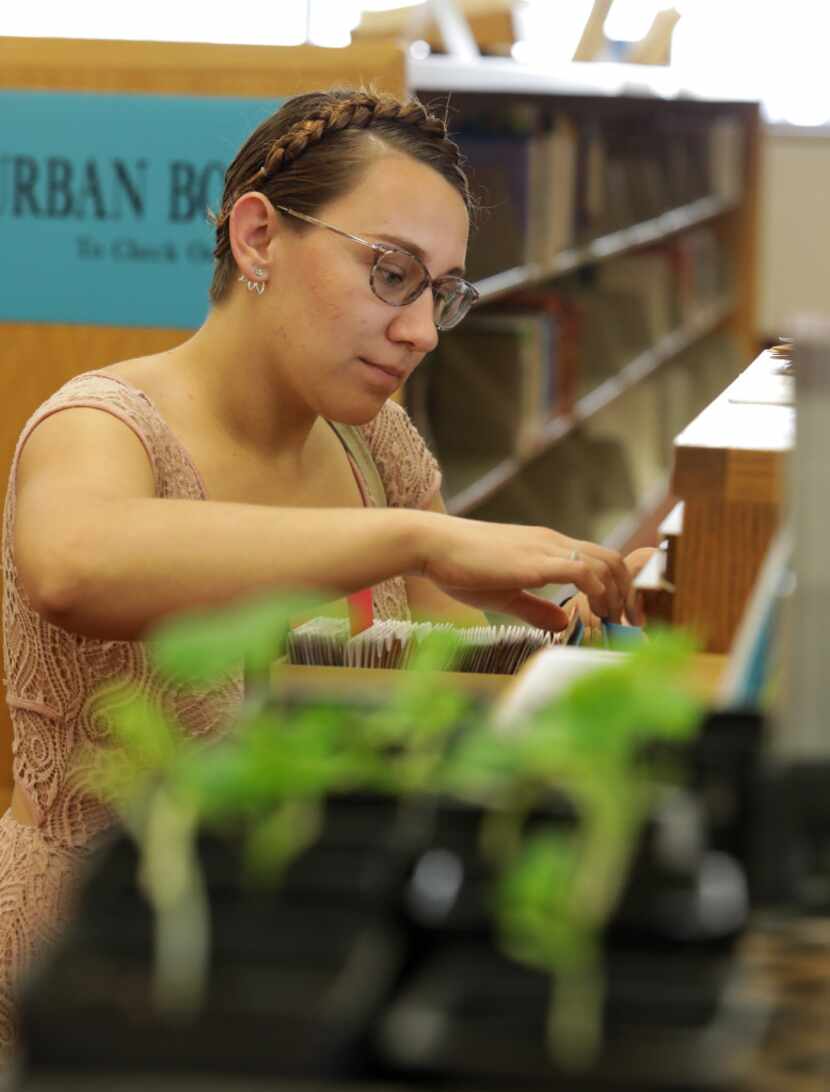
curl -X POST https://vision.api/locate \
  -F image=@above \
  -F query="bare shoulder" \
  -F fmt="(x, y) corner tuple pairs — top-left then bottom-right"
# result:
(14, 348), (186, 498)
(96, 351), (176, 401)
(16, 401), (156, 502)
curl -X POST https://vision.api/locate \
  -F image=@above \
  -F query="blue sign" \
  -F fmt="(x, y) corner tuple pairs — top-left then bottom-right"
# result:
(0, 91), (285, 328)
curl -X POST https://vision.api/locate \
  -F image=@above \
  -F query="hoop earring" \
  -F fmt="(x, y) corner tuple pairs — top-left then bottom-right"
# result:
(238, 270), (267, 296)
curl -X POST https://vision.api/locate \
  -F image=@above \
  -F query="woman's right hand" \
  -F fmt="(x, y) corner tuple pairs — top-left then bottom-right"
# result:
(414, 512), (635, 633)
(565, 546), (653, 641)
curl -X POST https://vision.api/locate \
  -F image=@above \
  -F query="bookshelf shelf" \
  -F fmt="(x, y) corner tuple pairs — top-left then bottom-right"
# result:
(409, 55), (758, 105)
(445, 295), (735, 516)
(407, 64), (758, 558)
(405, 67), (759, 558)
(474, 195), (739, 306)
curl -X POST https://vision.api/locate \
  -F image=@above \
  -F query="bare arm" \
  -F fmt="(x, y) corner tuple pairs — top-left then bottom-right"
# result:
(405, 492), (489, 628)
(14, 408), (633, 642)
(14, 409), (420, 641)
(404, 493), (585, 632)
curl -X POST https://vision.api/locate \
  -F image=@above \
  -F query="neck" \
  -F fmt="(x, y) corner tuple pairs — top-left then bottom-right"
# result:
(172, 300), (317, 460)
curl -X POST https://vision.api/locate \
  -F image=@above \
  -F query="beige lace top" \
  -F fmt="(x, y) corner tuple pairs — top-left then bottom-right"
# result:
(0, 371), (441, 1054)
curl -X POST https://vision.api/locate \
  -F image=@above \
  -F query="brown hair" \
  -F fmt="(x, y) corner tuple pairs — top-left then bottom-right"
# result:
(208, 87), (473, 303)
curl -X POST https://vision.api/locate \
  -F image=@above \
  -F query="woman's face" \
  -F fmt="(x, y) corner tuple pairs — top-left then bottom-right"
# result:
(261, 152), (470, 424)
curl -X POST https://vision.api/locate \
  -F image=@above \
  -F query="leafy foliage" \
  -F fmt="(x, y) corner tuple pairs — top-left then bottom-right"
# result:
(80, 593), (705, 1070)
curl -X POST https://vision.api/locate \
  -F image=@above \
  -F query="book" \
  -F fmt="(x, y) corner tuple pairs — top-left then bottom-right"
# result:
(554, 283), (633, 394)
(595, 248), (676, 344)
(708, 116), (745, 204)
(539, 113), (579, 261)
(456, 107), (544, 281)
(470, 432), (591, 541)
(503, 289), (577, 416)
(427, 313), (555, 464)
(573, 117), (609, 243)
(456, 107), (578, 281)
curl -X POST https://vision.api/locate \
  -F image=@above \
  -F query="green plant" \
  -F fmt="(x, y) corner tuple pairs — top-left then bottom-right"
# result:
(81, 593), (704, 1070)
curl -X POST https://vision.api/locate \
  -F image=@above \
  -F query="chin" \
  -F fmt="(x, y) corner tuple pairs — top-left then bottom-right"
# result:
(321, 392), (389, 427)
(335, 400), (388, 426)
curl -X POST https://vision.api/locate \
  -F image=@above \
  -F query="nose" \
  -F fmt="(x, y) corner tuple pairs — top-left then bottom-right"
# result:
(386, 287), (439, 355)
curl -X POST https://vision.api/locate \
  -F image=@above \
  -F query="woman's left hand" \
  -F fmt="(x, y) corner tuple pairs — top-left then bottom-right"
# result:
(566, 547), (656, 644)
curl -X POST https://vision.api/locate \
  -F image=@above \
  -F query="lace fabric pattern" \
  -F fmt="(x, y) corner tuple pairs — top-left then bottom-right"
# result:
(0, 372), (441, 1060)
(358, 399), (442, 622)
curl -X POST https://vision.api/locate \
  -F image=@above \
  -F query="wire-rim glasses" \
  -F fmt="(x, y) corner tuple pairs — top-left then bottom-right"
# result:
(274, 205), (479, 331)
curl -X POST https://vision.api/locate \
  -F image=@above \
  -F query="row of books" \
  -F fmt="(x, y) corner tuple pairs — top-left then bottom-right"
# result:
(458, 104), (744, 282)
(452, 332), (745, 544)
(410, 227), (732, 467)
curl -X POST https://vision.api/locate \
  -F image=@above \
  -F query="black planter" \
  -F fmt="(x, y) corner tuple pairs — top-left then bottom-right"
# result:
(366, 781), (755, 1090)
(20, 794), (420, 1081)
(20, 712), (770, 1089)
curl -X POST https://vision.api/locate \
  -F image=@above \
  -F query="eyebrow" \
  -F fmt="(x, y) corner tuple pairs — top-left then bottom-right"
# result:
(367, 232), (467, 279)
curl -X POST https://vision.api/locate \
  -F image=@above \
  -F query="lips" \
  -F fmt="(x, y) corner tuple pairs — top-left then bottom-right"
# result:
(359, 358), (406, 381)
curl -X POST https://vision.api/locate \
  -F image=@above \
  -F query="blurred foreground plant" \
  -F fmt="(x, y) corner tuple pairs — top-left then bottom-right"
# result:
(80, 592), (704, 1071)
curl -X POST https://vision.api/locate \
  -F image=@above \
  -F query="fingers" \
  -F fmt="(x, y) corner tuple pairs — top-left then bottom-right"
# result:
(623, 548), (655, 626)
(624, 547), (657, 577)
(503, 591), (570, 633)
(555, 554), (622, 622)
(624, 589), (646, 627)
(576, 546), (629, 624)
(425, 516), (632, 624)
(571, 595), (604, 645)
(570, 541), (631, 623)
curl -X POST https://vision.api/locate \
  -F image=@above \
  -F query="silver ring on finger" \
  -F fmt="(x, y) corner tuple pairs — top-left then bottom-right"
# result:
(569, 549), (580, 561)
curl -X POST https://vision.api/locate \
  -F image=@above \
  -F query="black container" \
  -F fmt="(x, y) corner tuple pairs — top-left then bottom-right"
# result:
(366, 765), (757, 1090)
(20, 793), (423, 1081)
(20, 710), (770, 1089)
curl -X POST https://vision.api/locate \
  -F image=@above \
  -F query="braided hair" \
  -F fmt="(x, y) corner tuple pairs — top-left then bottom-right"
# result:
(209, 87), (473, 303)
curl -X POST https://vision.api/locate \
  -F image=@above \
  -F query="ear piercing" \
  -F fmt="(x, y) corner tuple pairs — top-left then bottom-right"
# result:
(238, 267), (268, 295)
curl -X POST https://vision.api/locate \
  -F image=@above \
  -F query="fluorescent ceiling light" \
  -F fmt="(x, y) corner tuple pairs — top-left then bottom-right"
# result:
(360, 1), (424, 10)
(0, 0), (383, 46)
(0, 0), (310, 45)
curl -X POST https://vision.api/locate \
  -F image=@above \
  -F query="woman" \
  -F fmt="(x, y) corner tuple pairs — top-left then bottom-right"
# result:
(0, 87), (643, 1058)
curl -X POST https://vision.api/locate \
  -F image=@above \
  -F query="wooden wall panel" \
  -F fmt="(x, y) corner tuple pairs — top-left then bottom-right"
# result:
(0, 37), (406, 800)
(0, 38), (407, 98)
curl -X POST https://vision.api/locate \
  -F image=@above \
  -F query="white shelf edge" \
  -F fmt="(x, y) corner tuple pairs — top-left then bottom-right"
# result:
(475, 195), (738, 305)
(408, 55), (759, 105)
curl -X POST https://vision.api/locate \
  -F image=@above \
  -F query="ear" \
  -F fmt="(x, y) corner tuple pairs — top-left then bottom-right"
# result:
(228, 192), (277, 280)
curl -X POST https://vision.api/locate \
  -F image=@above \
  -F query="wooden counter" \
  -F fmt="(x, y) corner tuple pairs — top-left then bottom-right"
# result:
(650, 351), (793, 653)
(272, 652), (728, 706)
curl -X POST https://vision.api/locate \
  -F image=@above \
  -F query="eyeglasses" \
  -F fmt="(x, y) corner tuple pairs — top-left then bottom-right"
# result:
(274, 205), (479, 332)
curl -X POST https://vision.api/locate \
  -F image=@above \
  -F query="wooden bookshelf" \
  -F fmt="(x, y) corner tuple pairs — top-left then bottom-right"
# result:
(406, 58), (759, 557)
(444, 295), (736, 516)
(475, 194), (738, 307)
